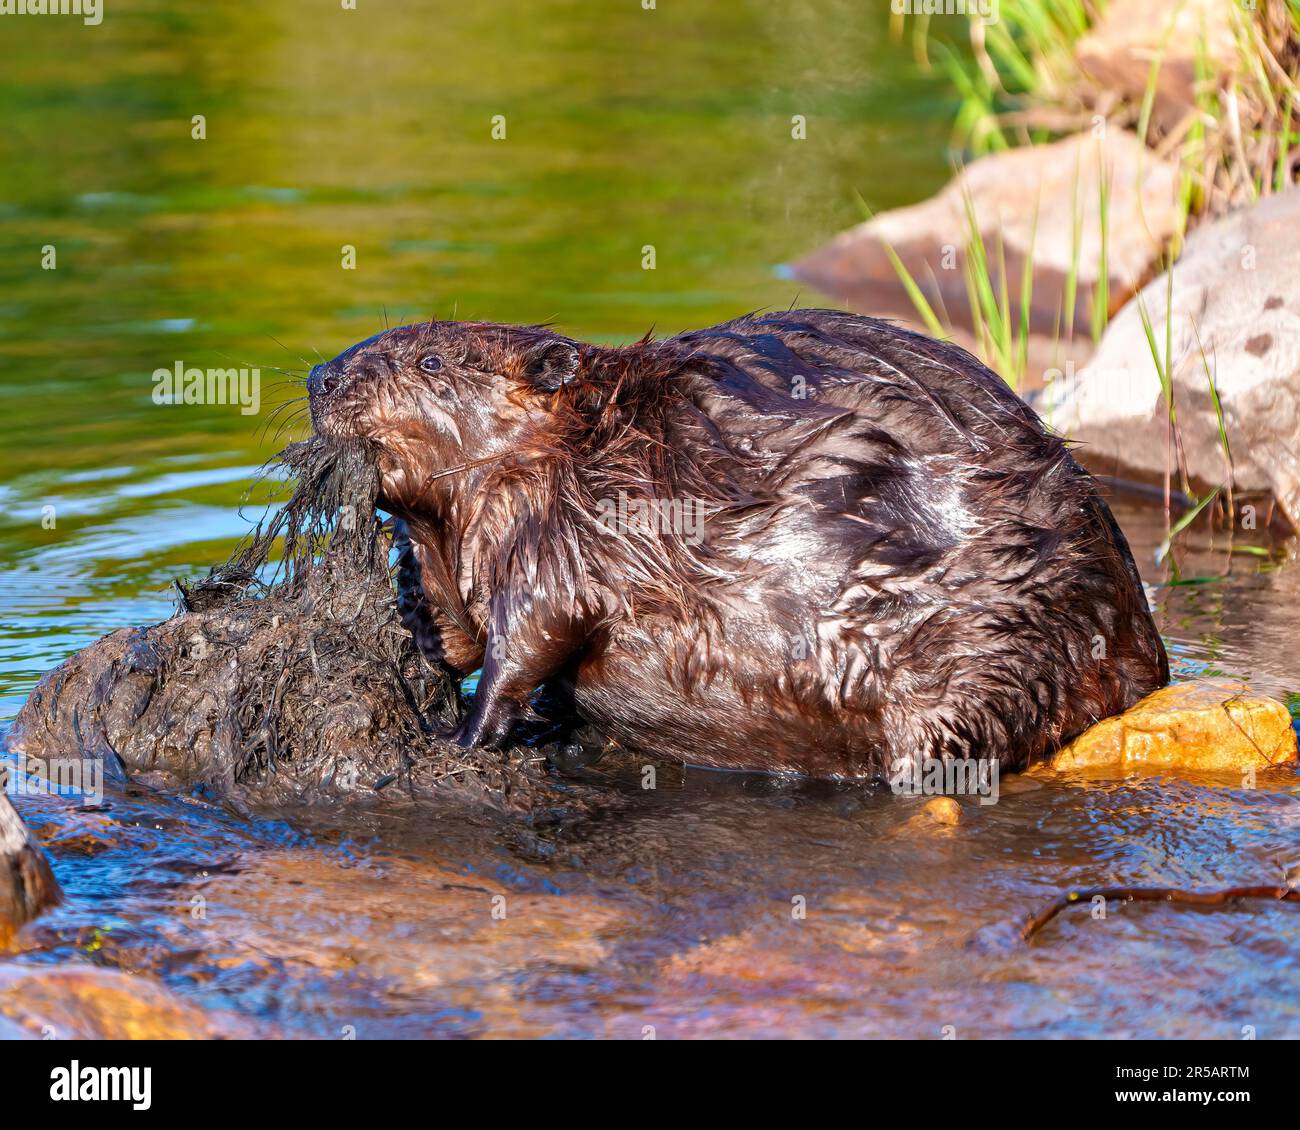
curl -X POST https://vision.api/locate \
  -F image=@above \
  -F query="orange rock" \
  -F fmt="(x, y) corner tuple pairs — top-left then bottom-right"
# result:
(921, 797), (962, 826)
(1051, 679), (1298, 773)
(0, 965), (235, 1040)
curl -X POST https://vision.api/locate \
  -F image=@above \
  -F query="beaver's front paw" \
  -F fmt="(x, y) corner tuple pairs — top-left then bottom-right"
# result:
(441, 698), (521, 750)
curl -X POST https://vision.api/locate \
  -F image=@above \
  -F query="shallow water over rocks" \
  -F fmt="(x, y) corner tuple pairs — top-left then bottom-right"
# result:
(1, 1), (1297, 1039)
(3, 498), (1299, 1040)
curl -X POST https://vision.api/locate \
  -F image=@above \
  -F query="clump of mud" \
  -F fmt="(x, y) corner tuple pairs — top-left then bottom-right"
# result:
(9, 440), (571, 816)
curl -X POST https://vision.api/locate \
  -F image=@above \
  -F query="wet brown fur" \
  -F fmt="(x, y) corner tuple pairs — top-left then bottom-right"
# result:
(308, 308), (1169, 780)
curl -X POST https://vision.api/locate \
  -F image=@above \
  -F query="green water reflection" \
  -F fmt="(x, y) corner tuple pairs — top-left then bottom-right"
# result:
(0, 0), (955, 708)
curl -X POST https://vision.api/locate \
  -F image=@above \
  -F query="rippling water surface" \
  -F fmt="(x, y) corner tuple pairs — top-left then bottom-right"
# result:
(2, 2), (1298, 1039)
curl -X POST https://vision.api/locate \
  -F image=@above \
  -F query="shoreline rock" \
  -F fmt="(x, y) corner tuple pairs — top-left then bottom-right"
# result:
(1042, 187), (1300, 531)
(788, 130), (1180, 346)
(1075, 0), (1240, 135)
(0, 794), (61, 945)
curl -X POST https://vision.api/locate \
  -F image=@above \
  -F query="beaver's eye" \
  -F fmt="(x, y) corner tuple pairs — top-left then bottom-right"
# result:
(418, 355), (443, 374)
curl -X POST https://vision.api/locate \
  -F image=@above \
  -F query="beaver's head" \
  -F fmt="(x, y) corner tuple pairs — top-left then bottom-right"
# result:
(308, 321), (581, 513)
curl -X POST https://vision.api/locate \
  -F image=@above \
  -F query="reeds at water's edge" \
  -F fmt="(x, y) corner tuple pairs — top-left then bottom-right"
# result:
(878, 0), (1296, 554)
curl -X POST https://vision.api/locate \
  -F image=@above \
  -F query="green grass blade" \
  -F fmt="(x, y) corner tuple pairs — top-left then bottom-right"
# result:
(1156, 488), (1220, 565)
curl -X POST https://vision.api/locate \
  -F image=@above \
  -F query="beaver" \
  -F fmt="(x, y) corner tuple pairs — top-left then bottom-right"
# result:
(307, 308), (1168, 780)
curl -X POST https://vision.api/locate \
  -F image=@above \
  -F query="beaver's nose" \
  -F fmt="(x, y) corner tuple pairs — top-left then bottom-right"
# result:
(308, 362), (345, 398)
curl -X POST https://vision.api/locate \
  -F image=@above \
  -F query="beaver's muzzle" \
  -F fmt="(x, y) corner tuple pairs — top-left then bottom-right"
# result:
(307, 361), (347, 399)
(307, 361), (353, 435)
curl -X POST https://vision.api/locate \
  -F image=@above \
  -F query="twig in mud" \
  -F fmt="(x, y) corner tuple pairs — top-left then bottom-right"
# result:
(1021, 884), (1300, 942)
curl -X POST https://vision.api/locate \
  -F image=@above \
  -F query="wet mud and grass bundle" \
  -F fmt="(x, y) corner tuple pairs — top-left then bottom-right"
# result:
(8, 439), (570, 815)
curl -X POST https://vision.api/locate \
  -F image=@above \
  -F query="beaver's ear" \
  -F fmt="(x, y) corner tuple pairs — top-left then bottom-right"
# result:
(523, 340), (580, 392)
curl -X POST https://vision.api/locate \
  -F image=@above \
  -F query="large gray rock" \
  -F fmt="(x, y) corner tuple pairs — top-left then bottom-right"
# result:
(788, 130), (1181, 343)
(0, 792), (61, 944)
(1042, 188), (1300, 530)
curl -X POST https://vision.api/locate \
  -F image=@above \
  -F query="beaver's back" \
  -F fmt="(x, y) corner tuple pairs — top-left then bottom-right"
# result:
(573, 310), (1168, 775)
(671, 308), (1050, 465)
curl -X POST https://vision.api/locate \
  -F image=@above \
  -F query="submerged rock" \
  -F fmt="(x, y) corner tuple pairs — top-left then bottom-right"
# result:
(1042, 188), (1300, 531)
(889, 796), (964, 838)
(788, 130), (1180, 343)
(922, 796), (962, 826)
(0, 964), (237, 1039)
(0, 794), (61, 945)
(1050, 678), (1298, 774)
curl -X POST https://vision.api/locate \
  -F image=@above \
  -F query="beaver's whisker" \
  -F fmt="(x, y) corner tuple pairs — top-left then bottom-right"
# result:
(269, 414), (310, 445)
(211, 349), (307, 386)
(262, 395), (308, 421)
(420, 452), (513, 487)
(265, 333), (315, 373)
(262, 367), (308, 383)
(262, 377), (308, 395)
(257, 398), (310, 444)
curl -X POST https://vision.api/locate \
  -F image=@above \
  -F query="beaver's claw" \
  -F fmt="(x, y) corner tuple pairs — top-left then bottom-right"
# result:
(441, 695), (533, 750)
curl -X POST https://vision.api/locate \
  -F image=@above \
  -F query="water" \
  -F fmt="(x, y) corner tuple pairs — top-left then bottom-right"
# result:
(2, 2), (1298, 1039)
